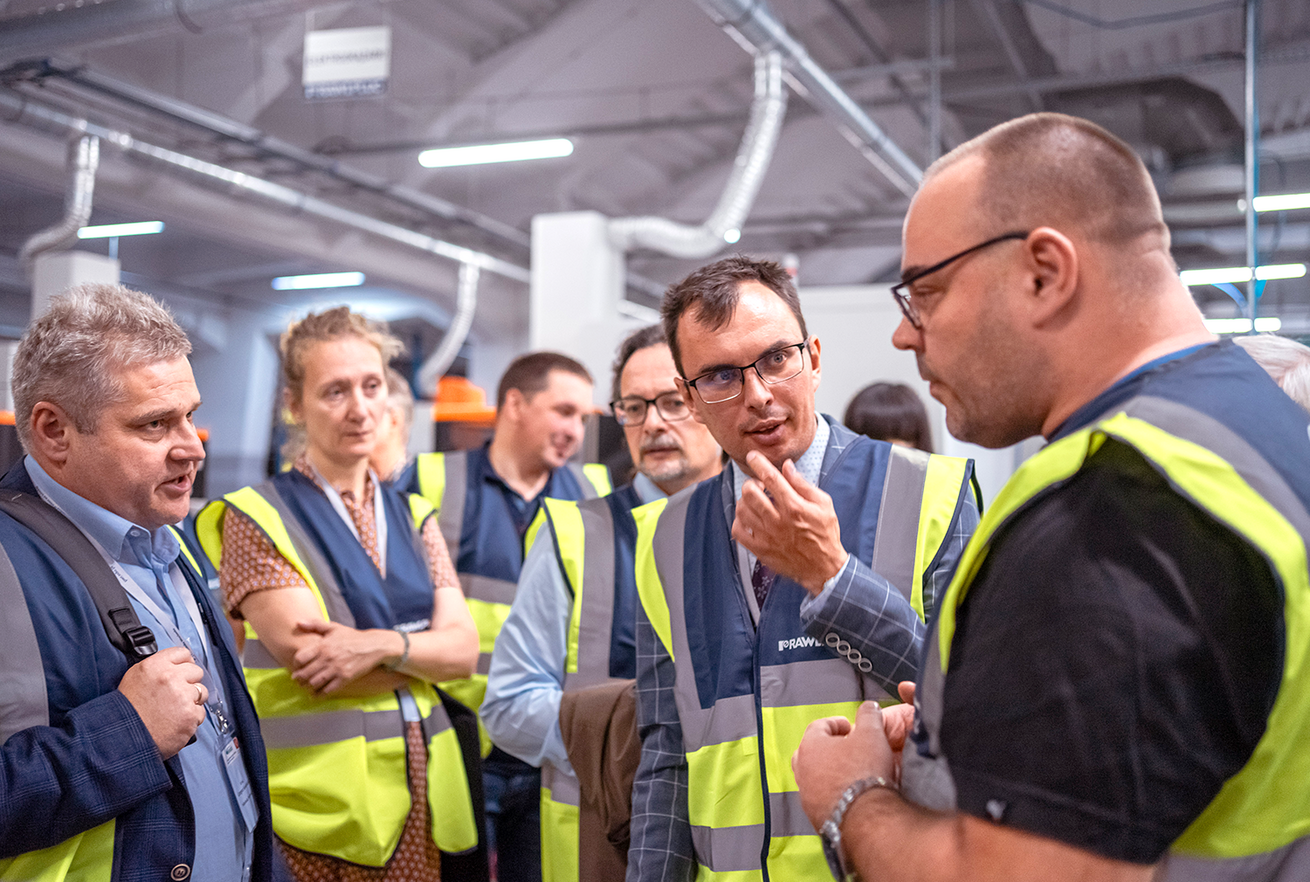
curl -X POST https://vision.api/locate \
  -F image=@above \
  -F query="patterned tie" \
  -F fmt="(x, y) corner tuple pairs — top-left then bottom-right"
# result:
(751, 558), (776, 609)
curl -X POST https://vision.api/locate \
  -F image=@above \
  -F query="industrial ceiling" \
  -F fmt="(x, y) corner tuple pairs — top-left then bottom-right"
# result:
(1, 0), (1308, 353)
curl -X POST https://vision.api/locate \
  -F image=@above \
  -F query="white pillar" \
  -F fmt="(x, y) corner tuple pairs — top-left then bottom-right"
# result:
(530, 211), (640, 402)
(31, 251), (121, 317)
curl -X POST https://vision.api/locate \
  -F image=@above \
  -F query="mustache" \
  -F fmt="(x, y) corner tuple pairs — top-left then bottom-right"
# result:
(640, 436), (683, 454)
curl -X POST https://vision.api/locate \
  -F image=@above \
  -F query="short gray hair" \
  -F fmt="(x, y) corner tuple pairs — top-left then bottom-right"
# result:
(12, 283), (191, 451)
(1235, 334), (1310, 413)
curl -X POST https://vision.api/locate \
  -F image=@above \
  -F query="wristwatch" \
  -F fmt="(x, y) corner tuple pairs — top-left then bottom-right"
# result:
(819, 775), (895, 881)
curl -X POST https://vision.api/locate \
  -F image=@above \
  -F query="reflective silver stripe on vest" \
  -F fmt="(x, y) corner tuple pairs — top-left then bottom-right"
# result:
(1121, 397), (1310, 547)
(565, 462), (602, 500)
(261, 687), (454, 750)
(759, 657), (883, 707)
(241, 638), (280, 670)
(562, 498), (622, 691)
(900, 626), (958, 812)
(768, 790), (819, 837)
(651, 492), (757, 752)
(1159, 834), (1310, 882)
(540, 762), (581, 806)
(0, 543), (50, 743)
(690, 823), (766, 873)
(868, 445), (930, 601)
(460, 571), (517, 607)
(249, 481), (357, 627)
(436, 451), (468, 553)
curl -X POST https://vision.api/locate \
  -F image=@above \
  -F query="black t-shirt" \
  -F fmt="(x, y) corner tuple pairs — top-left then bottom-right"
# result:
(940, 439), (1284, 863)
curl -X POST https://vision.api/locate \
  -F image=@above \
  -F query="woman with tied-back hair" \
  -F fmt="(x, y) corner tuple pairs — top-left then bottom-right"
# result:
(196, 306), (486, 882)
(843, 382), (935, 452)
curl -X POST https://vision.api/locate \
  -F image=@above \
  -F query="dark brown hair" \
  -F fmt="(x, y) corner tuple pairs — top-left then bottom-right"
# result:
(843, 382), (933, 453)
(610, 324), (667, 402)
(496, 351), (593, 409)
(661, 255), (806, 376)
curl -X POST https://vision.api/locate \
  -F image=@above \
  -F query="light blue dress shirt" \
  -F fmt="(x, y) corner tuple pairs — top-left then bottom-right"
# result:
(482, 472), (665, 775)
(26, 457), (254, 882)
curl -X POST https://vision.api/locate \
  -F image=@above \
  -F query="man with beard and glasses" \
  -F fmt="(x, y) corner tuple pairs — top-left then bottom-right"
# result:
(483, 325), (722, 882)
(626, 256), (981, 882)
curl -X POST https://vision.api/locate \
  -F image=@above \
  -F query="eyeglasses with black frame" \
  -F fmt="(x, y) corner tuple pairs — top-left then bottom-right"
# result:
(610, 391), (692, 427)
(891, 231), (1030, 329)
(683, 340), (810, 405)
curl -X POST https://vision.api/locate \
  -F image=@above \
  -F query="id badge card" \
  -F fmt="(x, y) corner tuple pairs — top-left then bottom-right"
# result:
(222, 736), (260, 831)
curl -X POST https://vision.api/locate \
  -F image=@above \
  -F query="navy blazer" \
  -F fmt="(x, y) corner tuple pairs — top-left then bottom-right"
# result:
(0, 462), (274, 882)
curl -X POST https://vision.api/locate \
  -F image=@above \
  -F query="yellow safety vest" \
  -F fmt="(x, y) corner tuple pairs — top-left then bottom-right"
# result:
(412, 451), (611, 729)
(906, 408), (1310, 878)
(195, 483), (478, 866)
(636, 446), (975, 881)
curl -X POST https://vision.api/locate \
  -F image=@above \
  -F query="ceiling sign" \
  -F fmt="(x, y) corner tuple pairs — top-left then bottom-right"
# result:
(303, 26), (391, 100)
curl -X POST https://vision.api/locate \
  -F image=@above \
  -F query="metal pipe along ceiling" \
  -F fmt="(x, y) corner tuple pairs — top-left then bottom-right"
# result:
(696, 0), (923, 196)
(609, 51), (787, 259)
(0, 90), (531, 284)
(18, 133), (99, 275)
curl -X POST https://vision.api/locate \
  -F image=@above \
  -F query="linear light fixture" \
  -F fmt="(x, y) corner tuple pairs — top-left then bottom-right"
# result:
(78, 221), (165, 238)
(1203, 317), (1282, 334)
(1180, 264), (1307, 287)
(1246, 192), (1310, 212)
(271, 271), (366, 290)
(418, 138), (574, 169)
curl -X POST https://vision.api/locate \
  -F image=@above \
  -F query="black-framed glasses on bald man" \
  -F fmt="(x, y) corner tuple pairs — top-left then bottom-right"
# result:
(611, 391), (691, 426)
(683, 341), (810, 405)
(891, 231), (1030, 329)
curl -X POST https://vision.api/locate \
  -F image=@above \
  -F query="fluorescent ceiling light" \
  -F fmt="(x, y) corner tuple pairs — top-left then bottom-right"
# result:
(1203, 317), (1282, 334)
(78, 221), (164, 238)
(418, 138), (574, 168)
(1180, 263), (1306, 286)
(271, 271), (366, 290)
(1251, 192), (1310, 212)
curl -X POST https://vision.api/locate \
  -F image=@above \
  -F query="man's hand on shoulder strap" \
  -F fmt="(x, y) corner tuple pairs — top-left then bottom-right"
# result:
(732, 451), (848, 595)
(117, 646), (207, 759)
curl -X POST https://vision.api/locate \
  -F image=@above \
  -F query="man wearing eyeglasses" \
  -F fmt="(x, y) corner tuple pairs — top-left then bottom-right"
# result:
(483, 325), (721, 882)
(794, 113), (1310, 882)
(626, 256), (981, 882)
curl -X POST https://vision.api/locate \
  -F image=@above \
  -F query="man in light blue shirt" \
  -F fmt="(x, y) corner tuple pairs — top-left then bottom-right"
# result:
(0, 283), (273, 881)
(482, 324), (721, 880)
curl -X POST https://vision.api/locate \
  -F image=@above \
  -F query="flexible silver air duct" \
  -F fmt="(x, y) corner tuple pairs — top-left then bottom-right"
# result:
(0, 90), (530, 283)
(34, 60), (530, 250)
(609, 51), (786, 259)
(18, 133), (99, 275)
(417, 262), (479, 395)
(696, 0), (922, 196)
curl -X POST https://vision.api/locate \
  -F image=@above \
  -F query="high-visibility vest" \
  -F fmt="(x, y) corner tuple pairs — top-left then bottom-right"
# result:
(411, 450), (611, 721)
(636, 434), (976, 881)
(196, 479), (478, 867)
(536, 484), (643, 882)
(0, 495), (268, 882)
(905, 398), (1310, 879)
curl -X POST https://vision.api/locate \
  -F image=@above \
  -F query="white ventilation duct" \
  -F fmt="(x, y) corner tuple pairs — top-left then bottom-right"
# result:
(608, 50), (786, 259)
(18, 134), (99, 276)
(0, 91), (529, 284)
(417, 262), (479, 396)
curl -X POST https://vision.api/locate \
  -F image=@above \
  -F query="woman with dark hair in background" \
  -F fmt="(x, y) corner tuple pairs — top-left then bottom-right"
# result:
(843, 381), (934, 452)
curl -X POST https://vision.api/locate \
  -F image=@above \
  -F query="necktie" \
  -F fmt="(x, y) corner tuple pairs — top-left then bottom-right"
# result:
(751, 558), (775, 609)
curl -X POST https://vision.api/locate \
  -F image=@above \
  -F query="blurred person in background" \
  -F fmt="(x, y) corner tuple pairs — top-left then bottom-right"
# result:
(1235, 333), (1310, 413)
(843, 381), (934, 452)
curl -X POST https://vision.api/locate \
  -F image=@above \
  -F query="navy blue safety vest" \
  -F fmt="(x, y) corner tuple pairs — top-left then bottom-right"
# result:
(0, 465), (273, 882)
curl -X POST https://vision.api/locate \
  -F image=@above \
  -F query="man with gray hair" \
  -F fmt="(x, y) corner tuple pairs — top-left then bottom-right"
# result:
(0, 283), (273, 881)
(1235, 333), (1310, 413)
